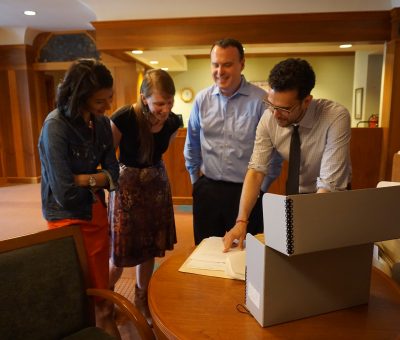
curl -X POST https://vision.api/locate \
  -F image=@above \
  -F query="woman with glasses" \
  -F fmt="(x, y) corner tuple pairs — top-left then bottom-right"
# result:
(223, 58), (352, 252)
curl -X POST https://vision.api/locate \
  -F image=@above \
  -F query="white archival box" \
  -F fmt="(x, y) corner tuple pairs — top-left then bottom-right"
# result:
(245, 185), (400, 327)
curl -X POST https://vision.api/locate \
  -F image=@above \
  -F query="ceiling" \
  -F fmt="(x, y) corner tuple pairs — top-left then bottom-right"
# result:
(1, 0), (399, 71)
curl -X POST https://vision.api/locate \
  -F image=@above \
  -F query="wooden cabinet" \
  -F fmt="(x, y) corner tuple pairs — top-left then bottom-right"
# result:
(163, 128), (192, 204)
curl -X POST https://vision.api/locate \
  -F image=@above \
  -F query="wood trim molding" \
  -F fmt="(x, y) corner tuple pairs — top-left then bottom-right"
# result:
(33, 61), (73, 71)
(172, 197), (193, 205)
(93, 11), (391, 51)
(6, 176), (41, 184)
(390, 8), (400, 40)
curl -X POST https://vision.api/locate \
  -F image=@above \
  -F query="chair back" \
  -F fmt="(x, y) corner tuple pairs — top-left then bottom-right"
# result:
(0, 226), (94, 340)
(393, 152), (400, 182)
(373, 154), (400, 284)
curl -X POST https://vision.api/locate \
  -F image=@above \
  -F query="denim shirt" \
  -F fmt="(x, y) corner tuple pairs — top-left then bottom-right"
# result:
(38, 109), (119, 221)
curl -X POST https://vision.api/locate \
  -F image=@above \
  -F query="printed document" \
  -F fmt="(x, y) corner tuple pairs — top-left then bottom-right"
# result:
(179, 236), (245, 280)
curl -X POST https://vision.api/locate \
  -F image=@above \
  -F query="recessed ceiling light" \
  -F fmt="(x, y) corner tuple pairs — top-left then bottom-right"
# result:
(131, 50), (143, 55)
(339, 44), (352, 49)
(161, 67), (169, 71)
(24, 10), (36, 16)
(149, 60), (159, 65)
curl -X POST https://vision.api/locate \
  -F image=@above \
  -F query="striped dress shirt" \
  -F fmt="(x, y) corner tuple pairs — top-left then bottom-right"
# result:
(249, 98), (352, 193)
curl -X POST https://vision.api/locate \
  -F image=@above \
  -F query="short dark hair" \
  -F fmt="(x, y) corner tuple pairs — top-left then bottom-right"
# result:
(268, 58), (316, 100)
(210, 38), (244, 61)
(57, 58), (113, 120)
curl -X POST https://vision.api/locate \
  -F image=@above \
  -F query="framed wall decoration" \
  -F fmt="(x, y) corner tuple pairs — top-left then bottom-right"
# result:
(354, 87), (363, 120)
(180, 87), (194, 103)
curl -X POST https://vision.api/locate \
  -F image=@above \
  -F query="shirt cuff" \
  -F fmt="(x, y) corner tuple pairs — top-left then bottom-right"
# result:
(190, 173), (199, 184)
(317, 177), (340, 192)
(101, 169), (116, 191)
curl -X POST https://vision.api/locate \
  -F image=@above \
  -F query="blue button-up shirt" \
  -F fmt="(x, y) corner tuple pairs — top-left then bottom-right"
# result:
(184, 76), (266, 184)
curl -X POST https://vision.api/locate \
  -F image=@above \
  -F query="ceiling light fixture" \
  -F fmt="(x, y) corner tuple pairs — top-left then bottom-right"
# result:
(131, 50), (143, 54)
(339, 44), (352, 49)
(24, 10), (36, 16)
(149, 60), (159, 65)
(161, 67), (169, 71)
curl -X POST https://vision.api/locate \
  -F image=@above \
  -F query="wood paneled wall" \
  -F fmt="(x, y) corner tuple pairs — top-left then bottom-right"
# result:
(380, 8), (400, 180)
(164, 128), (383, 204)
(350, 128), (383, 189)
(0, 45), (43, 183)
(162, 129), (192, 205)
(101, 53), (140, 112)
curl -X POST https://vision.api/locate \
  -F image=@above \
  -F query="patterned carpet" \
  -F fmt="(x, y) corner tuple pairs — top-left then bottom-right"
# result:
(115, 278), (135, 302)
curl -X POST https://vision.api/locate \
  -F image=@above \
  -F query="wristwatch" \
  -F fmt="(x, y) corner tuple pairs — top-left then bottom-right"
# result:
(88, 175), (97, 188)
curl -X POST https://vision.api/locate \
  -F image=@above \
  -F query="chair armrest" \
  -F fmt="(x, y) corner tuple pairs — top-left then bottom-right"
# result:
(87, 288), (155, 340)
(392, 263), (400, 285)
(375, 242), (395, 267)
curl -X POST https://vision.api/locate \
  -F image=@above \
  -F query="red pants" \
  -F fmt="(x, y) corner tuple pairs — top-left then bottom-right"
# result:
(47, 199), (109, 290)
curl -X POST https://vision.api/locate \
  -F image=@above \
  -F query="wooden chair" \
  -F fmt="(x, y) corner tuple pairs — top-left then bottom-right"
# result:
(0, 225), (154, 340)
(373, 152), (400, 284)
(392, 151), (400, 182)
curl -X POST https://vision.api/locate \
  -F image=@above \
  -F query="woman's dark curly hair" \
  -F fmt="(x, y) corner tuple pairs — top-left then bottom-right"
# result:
(268, 58), (316, 100)
(57, 58), (113, 120)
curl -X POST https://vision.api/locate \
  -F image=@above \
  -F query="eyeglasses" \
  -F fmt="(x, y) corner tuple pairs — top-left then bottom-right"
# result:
(263, 99), (301, 116)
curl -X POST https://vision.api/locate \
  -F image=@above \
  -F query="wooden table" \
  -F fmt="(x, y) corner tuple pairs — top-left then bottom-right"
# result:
(148, 249), (400, 339)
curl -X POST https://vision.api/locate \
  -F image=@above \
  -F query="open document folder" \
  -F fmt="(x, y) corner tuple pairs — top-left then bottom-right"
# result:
(178, 237), (245, 280)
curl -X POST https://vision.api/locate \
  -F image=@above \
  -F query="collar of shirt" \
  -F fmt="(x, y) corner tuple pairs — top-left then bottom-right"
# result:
(211, 75), (250, 98)
(298, 99), (316, 129)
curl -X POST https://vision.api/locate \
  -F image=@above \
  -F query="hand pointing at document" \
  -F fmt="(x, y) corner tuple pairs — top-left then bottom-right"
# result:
(223, 220), (248, 252)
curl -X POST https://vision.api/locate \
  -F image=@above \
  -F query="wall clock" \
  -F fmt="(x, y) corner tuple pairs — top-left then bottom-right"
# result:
(180, 87), (194, 103)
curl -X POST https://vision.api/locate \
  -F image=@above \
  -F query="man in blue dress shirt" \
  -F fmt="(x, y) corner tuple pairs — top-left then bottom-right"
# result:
(184, 38), (267, 245)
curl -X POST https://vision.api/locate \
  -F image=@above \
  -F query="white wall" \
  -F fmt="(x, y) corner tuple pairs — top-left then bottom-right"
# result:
(366, 54), (383, 120)
(352, 51), (383, 126)
(353, 52), (369, 125)
(170, 59), (214, 125)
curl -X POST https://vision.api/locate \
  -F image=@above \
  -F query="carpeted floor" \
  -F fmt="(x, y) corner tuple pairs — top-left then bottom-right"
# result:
(0, 183), (47, 240)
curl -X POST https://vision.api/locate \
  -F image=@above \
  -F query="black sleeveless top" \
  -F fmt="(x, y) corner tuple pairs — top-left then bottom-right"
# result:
(111, 105), (180, 168)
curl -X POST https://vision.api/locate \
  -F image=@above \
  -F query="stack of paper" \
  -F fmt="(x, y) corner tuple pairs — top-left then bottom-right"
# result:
(178, 237), (245, 280)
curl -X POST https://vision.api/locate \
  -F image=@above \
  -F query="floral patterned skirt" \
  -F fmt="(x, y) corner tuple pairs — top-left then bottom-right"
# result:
(109, 161), (176, 267)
